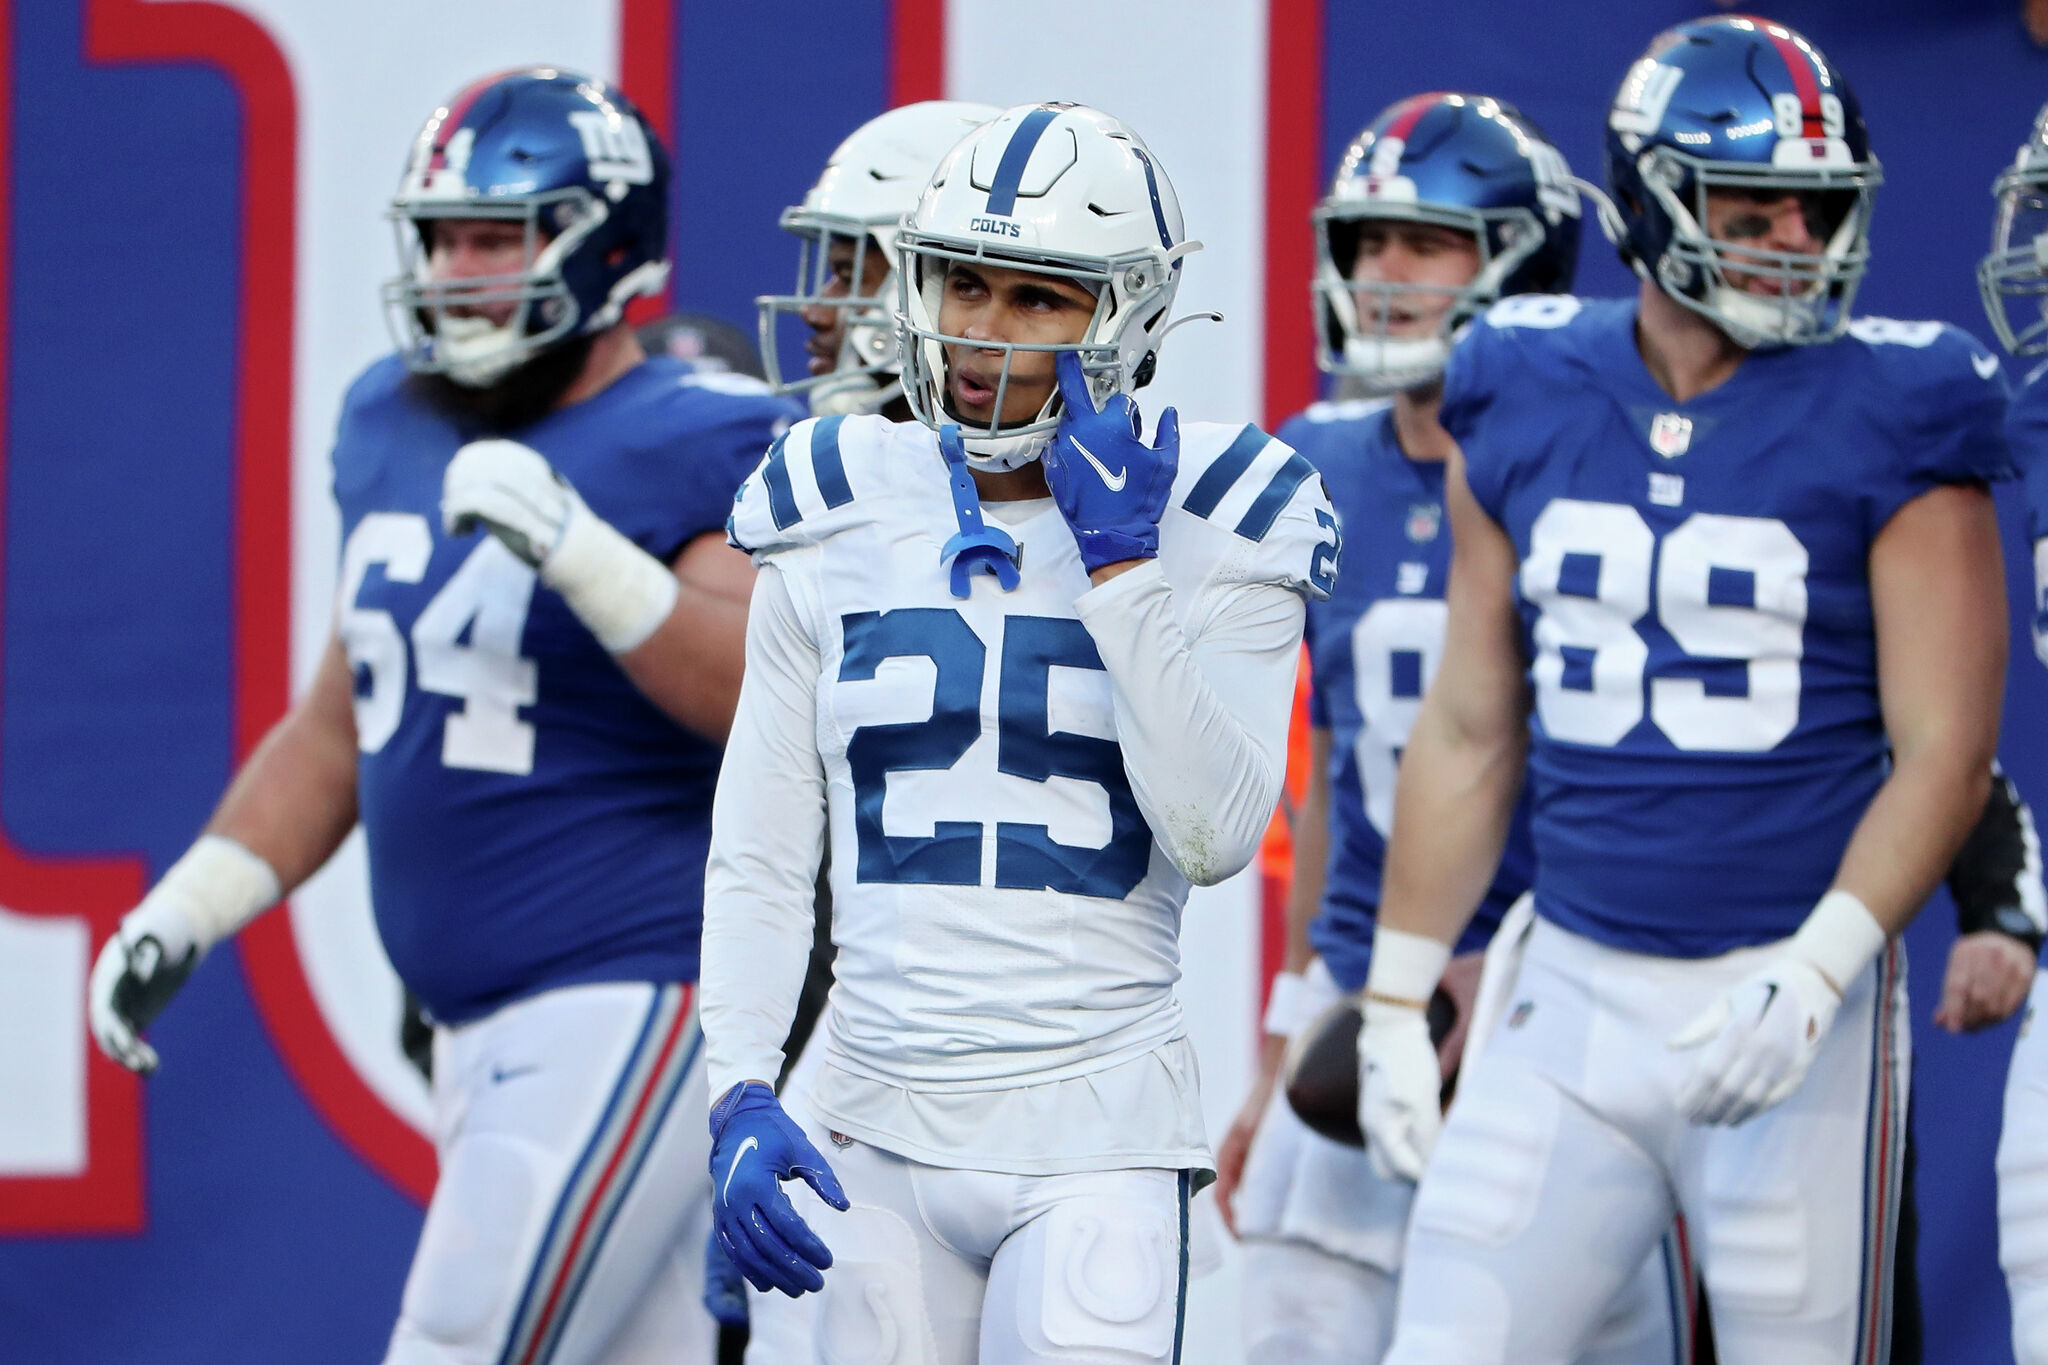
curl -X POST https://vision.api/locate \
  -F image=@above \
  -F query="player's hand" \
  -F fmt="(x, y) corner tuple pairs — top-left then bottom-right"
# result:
(1214, 1032), (1287, 1239)
(88, 899), (205, 1075)
(708, 1082), (849, 1297)
(1669, 957), (1841, 1126)
(1934, 930), (2036, 1033)
(1433, 950), (1487, 1083)
(441, 438), (579, 568)
(1357, 998), (1442, 1183)
(1043, 351), (1179, 575)
(702, 1228), (750, 1329)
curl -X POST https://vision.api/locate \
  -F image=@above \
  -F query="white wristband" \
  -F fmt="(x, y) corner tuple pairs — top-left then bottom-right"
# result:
(1365, 926), (1451, 1007)
(1789, 889), (1888, 997)
(1262, 971), (1318, 1038)
(542, 501), (682, 655)
(139, 835), (282, 952)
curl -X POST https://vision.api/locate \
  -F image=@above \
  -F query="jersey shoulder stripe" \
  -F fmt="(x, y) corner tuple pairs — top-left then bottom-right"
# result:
(730, 414), (881, 558)
(1180, 423), (1317, 542)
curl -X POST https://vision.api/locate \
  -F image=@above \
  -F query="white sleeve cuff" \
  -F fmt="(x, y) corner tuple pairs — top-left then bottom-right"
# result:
(1790, 889), (1888, 996)
(137, 834), (281, 951)
(542, 502), (682, 654)
(1365, 926), (1450, 1007)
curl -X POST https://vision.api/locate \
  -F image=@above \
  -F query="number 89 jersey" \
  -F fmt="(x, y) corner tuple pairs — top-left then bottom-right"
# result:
(330, 355), (794, 1024)
(1279, 400), (1534, 992)
(1444, 296), (2009, 957)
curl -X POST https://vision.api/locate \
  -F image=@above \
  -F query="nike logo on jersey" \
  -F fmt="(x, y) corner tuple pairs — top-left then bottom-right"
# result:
(489, 1063), (539, 1085)
(1068, 436), (1128, 491)
(1975, 353), (2003, 380)
(722, 1136), (760, 1201)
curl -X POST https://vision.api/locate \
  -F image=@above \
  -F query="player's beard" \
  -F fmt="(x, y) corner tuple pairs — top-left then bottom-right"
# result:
(409, 332), (598, 434)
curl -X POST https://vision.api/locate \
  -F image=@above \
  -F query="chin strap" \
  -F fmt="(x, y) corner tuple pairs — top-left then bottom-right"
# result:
(936, 425), (1021, 599)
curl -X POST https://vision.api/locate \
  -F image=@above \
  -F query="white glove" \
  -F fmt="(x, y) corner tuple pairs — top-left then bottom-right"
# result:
(441, 439), (679, 654)
(1669, 890), (1887, 1127)
(88, 835), (278, 1074)
(1358, 997), (1442, 1182)
(1357, 926), (1453, 1183)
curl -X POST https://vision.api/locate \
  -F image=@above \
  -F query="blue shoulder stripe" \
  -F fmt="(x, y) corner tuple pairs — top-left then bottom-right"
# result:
(760, 434), (800, 531)
(811, 414), (854, 510)
(985, 108), (1058, 217)
(1182, 424), (1270, 520)
(1235, 452), (1317, 542)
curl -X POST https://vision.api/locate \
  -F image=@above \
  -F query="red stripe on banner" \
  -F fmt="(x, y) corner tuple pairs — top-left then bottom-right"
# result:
(619, 0), (674, 322)
(890, 0), (946, 107)
(0, 0), (151, 1238)
(1262, 0), (1321, 433)
(86, 0), (439, 1209)
(515, 988), (692, 1365)
(1758, 24), (1825, 138)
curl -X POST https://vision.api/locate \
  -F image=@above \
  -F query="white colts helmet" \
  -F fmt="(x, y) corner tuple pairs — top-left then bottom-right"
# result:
(896, 102), (1202, 471)
(758, 100), (1001, 416)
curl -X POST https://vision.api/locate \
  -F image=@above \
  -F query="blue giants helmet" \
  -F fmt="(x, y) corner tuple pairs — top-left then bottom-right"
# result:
(1603, 16), (1880, 348)
(384, 68), (672, 387)
(1315, 92), (1582, 392)
(1980, 103), (2048, 357)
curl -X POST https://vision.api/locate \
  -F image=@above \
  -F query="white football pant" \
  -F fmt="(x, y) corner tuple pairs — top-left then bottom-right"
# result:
(1385, 918), (1908, 1365)
(788, 1113), (1191, 1365)
(2003, 969), (2048, 1365)
(382, 981), (714, 1365)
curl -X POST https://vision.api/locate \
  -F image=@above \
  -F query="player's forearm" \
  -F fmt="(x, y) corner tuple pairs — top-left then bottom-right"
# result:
(1375, 697), (1525, 949)
(616, 587), (749, 743)
(1077, 564), (1301, 887)
(204, 637), (359, 896)
(1835, 742), (1995, 936)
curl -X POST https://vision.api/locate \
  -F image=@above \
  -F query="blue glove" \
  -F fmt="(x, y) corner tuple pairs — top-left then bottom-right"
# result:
(1043, 350), (1180, 574)
(708, 1082), (849, 1297)
(702, 1228), (750, 1329)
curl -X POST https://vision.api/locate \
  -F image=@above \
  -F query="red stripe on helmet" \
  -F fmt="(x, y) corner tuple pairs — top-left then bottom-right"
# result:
(1382, 92), (1447, 142)
(429, 68), (519, 170)
(1757, 23), (1827, 138)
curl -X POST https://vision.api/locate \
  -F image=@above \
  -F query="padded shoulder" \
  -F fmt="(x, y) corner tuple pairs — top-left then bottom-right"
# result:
(727, 413), (896, 560)
(1844, 318), (2013, 496)
(1171, 421), (1338, 600)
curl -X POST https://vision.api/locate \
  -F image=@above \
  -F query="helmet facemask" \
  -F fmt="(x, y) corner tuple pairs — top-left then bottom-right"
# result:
(1314, 203), (1541, 394)
(1980, 160), (2048, 357)
(385, 189), (661, 389)
(896, 231), (1186, 471)
(1637, 147), (1878, 349)
(757, 212), (905, 416)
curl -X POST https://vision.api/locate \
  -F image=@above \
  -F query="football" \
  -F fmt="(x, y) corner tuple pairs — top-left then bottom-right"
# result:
(1282, 988), (1458, 1148)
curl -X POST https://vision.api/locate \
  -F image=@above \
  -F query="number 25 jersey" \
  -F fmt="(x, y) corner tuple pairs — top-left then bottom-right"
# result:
(1443, 297), (2009, 957)
(330, 355), (793, 1024)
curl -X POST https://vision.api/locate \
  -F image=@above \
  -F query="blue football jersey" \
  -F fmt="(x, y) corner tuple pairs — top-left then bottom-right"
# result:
(2010, 358), (2048, 669)
(331, 355), (795, 1023)
(1444, 296), (2010, 957)
(1281, 400), (1533, 991)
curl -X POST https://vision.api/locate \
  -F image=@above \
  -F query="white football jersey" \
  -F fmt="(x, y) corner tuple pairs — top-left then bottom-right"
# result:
(708, 412), (1334, 1173)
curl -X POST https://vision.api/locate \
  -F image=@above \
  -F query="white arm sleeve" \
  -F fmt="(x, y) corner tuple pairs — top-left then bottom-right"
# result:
(1075, 559), (1303, 887)
(700, 561), (828, 1104)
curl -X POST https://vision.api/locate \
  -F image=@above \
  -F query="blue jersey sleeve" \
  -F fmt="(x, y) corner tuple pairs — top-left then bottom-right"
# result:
(1303, 602), (1331, 729)
(1860, 321), (2012, 531)
(2013, 360), (2048, 548)
(621, 384), (795, 563)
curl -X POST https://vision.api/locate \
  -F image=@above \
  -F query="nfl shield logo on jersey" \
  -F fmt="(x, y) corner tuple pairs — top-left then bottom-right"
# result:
(1405, 502), (1442, 541)
(1648, 412), (1693, 458)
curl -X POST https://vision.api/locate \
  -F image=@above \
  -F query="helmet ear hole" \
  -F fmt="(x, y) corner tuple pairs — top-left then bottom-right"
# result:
(1130, 351), (1157, 389)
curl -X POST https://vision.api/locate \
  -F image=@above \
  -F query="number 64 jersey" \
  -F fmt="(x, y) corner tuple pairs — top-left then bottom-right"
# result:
(703, 413), (1335, 1176)
(1444, 296), (2010, 958)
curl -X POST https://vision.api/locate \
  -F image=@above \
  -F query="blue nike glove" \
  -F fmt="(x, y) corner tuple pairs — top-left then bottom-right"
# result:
(708, 1081), (849, 1297)
(1043, 350), (1179, 574)
(702, 1228), (750, 1329)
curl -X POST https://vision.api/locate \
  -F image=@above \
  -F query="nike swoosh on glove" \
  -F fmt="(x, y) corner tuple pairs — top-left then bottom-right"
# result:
(441, 438), (575, 568)
(708, 1082), (849, 1297)
(1669, 957), (1842, 1126)
(1042, 351), (1179, 574)
(1357, 997), (1442, 1184)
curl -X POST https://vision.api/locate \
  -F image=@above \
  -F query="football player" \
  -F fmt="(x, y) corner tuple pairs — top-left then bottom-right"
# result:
(1981, 99), (2048, 1365)
(698, 102), (1337, 1363)
(758, 99), (1001, 420)
(1357, 18), (2010, 1363)
(86, 70), (795, 1365)
(1213, 93), (1693, 1365)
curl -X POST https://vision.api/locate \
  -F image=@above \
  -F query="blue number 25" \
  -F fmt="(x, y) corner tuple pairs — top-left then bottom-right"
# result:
(838, 609), (1150, 899)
